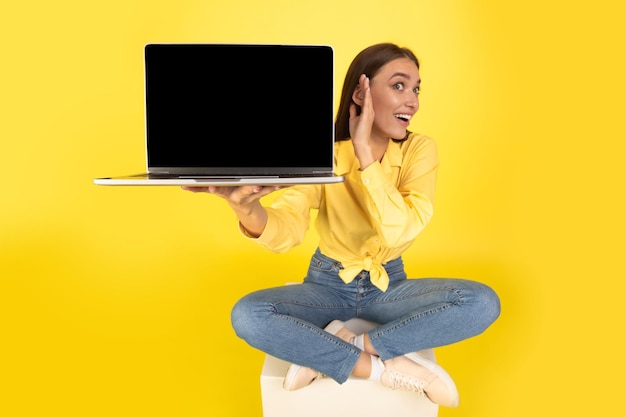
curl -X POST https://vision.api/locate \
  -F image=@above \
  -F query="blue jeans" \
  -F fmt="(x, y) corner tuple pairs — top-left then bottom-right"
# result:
(231, 248), (500, 383)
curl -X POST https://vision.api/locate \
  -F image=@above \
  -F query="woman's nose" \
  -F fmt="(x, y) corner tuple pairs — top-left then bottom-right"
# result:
(406, 93), (419, 109)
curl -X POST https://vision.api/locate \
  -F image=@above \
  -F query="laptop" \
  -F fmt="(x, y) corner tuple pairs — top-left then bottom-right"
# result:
(94, 43), (344, 186)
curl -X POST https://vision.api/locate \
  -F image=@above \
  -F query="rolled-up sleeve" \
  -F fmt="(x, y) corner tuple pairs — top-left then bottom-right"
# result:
(242, 185), (321, 253)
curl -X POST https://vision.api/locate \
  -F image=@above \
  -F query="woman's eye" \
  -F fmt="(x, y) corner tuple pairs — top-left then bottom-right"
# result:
(393, 82), (404, 91)
(413, 87), (420, 95)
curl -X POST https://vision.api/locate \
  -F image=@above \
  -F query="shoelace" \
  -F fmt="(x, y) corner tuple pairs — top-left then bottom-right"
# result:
(386, 370), (427, 395)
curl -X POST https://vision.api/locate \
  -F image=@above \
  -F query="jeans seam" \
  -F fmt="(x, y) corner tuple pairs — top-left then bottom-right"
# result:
(371, 287), (464, 306)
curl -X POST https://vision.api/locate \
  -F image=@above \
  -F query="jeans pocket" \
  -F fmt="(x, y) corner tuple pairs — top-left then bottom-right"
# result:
(309, 256), (340, 273)
(305, 250), (343, 285)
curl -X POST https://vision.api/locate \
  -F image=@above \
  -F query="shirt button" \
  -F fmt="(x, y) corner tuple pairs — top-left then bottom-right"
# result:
(363, 178), (370, 184)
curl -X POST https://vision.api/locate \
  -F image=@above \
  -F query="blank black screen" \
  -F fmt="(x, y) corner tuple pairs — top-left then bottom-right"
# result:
(144, 44), (334, 174)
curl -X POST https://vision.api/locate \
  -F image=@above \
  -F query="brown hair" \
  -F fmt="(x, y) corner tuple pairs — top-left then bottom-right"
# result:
(335, 43), (420, 142)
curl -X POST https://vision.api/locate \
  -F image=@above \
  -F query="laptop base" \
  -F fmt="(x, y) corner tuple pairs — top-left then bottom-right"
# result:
(94, 173), (344, 186)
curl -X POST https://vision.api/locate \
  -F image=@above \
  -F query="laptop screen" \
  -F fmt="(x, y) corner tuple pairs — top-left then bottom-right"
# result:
(144, 44), (335, 175)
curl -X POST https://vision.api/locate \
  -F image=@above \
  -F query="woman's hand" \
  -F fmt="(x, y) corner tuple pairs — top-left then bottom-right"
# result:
(182, 185), (284, 237)
(349, 74), (374, 146)
(181, 185), (281, 205)
(349, 74), (376, 170)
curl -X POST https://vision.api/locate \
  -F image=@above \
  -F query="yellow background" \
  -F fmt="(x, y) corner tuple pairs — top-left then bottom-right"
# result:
(1, 0), (625, 415)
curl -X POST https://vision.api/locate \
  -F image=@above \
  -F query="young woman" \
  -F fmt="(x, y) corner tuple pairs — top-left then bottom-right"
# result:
(183, 43), (500, 408)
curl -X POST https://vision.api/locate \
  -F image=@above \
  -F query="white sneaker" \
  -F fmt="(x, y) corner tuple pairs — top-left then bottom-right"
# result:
(283, 363), (322, 391)
(380, 352), (459, 407)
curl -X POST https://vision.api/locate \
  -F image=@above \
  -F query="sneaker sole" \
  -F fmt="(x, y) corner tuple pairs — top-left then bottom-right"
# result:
(283, 364), (302, 390)
(284, 364), (321, 390)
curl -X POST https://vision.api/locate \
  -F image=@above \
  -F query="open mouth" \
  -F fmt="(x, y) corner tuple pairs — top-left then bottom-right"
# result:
(395, 114), (412, 123)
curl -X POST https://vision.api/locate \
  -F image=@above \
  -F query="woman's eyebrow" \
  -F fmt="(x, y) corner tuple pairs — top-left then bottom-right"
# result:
(388, 72), (421, 86)
(389, 72), (411, 80)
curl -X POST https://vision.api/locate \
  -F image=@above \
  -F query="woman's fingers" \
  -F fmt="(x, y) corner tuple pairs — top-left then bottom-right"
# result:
(181, 185), (283, 204)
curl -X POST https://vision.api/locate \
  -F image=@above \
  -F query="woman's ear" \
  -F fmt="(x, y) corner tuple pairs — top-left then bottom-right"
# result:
(352, 86), (364, 106)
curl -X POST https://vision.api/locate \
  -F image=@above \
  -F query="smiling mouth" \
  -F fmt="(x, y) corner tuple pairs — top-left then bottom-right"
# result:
(395, 114), (412, 122)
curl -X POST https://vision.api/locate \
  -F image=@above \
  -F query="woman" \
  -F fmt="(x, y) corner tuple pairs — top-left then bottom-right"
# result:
(183, 43), (500, 408)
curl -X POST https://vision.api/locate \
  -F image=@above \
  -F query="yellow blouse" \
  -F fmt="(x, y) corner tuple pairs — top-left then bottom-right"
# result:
(245, 132), (438, 292)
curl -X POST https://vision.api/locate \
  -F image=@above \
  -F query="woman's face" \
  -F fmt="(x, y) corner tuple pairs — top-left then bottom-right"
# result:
(368, 57), (421, 141)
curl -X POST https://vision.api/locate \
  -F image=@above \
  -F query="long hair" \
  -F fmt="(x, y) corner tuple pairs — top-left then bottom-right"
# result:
(335, 43), (420, 142)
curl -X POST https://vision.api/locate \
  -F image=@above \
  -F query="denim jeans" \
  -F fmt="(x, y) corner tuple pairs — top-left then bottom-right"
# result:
(231, 248), (500, 383)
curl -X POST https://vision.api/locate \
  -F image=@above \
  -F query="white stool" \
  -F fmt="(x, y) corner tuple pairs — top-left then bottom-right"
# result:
(260, 318), (439, 417)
